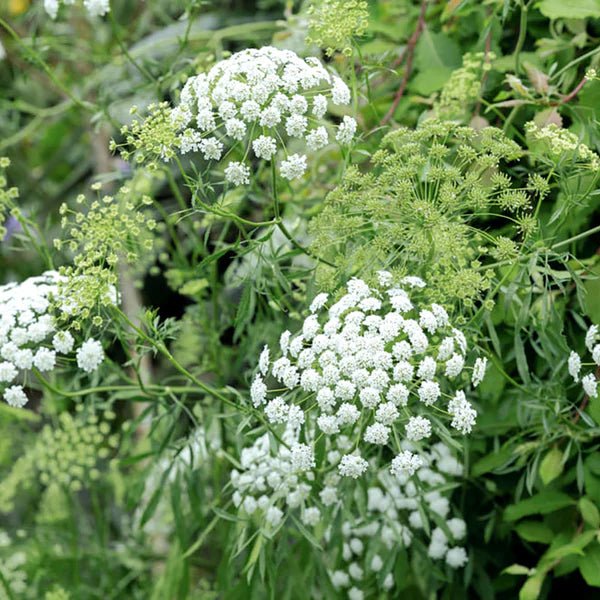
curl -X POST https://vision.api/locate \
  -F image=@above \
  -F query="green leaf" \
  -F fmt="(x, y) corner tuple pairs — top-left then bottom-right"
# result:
(515, 521), (554, 544)
(472, 444), (513, 476)
(412, 30), (461, 93)
(178, 278), (209, 296)
(505, 491), (573, 521)
(539, 447), (564, 485)
(579, 498), (600, 528)
(546, 530), (597, 560)
(519, 573), (545, 600)
(503, 564), (532, 575)
(538, 0), (600, 19)
(580, 542), (600, 586)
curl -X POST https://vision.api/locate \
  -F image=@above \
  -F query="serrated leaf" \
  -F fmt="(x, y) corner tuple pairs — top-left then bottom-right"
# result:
(539, 447), (564, 485)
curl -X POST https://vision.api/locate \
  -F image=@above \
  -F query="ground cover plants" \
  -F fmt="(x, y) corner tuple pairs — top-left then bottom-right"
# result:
(1, 0), (600, 598)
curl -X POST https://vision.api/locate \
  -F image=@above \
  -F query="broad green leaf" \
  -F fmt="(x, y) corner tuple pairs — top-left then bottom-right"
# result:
(579, 497), (600, 527)
(505, 491), (573, 521)
(515, 521), (554, 544)
(579, 542), (600, 586)
(538, 0), (600, 19)
(519, 573), (545, 600)
(539, 447), (564, 485)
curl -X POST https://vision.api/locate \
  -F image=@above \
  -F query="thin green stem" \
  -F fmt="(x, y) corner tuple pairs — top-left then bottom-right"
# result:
(108, 4), (157, 84)
(0, 16), (95, 113)
(514, 1), (528, 76)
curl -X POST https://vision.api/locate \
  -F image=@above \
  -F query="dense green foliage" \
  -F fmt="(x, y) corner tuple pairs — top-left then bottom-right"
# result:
(1, 1), (600, 598)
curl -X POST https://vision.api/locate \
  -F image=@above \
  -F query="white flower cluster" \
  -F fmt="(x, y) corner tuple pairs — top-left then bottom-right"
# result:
(230, 427), (320, 529)
(251, 273), (483, 480)
(171, 46), (356, 184)
(568, 324), (600, 399)
(0, 272), (107, 408)
(44, 0), (110, 19)
(327, 444), (468, 598)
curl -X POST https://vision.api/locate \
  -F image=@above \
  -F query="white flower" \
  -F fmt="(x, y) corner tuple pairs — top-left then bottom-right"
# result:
(280, 153), (307, 180)
(446, 547), (468, 568)
(318, 414), (340, 434)
(447, 518), (467, 540)
(306, 126), (329, 150)
(406, 416), (432, 441)
(265, 505), (283, 526)
(336, 403), (360, 425)
(348, 563), (363, 580)
(331, 78), (351, 104)
(199, 137), (223, 160)
(568, 351), (582, 382)
(391, 450), (423, 477)
(302, 507), (320, 526)
(582, 373), (598, 398)
(265, 397), (288, 423)
(0, 362), (17, 383)
(336, 116), (357, 145)
(330, 570), (350, 588)
(371, 555), (383, 572)
(375, 401), (399, 425)
(418, 381), (441, 405)
(471, 357), (487, 387)
(309, 293), (329, 313)
(258, 345), (270, 376)
(250, 376), (267, 407)
(445, 353), (464, 378)
(448, 390), (477, 434)
(76, 338), (104, 373)
(586, 325), (599, 352)
(313, 94), (328, 118)
(363, 423), (390, 445)
(387, 383), (409, 406)
(593, 345), (600, 366)
(225, 118), (247, 140)
(348, 588), (363, 600)
(4, 385), (28, 408)
(338, 454), (368, 478)
(224, 161), (250, 186)
(33, 348), (56, 372)
(252, 135), (277, 160)
(417, 356), (437, 381)
(83, 0), (110, 17)
(291, 443), (315, 471)
(13, 349), (33, 370)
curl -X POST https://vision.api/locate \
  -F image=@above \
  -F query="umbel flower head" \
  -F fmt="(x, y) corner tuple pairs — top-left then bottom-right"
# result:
(251, 274), (483, 480)
(44, 0), (110, 19)
(306, 0), (369, 57)
(309, 119), (527, 305)
(0, 271), (111, 408)
(327, 443), (468, 597)
(54, 181), (156, 319)
(0, 407), (118, 512)
(118, 47), (356, 183)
